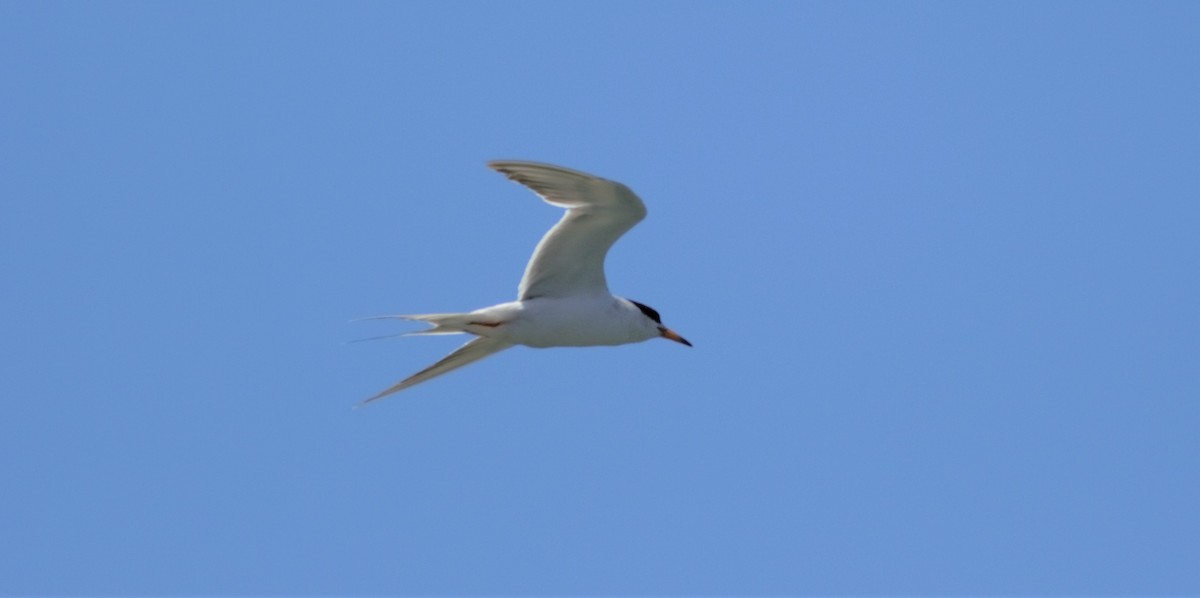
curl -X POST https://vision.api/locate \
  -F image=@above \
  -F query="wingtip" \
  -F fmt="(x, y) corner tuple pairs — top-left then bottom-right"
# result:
(486, 159), (517, 173)
(486, 159), (600, 180)
(487, 159), (534, 179)
(354, 392), (388, 409)
(487, 158), (533, 167)
(357, 384), (403, 407)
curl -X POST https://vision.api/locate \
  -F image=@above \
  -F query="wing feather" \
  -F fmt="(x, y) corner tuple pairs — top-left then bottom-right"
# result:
(358, 336), (513, 405)
(488, 160), (647, 299)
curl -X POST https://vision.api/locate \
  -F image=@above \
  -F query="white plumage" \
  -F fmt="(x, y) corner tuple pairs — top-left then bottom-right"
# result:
(360, 160), (690, 405)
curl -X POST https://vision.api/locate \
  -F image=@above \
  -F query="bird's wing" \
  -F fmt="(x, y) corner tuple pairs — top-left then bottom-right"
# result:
(488, 160), (647, 300)
(358, 336), (513, 405)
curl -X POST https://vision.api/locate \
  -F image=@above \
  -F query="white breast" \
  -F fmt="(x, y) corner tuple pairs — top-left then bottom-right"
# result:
(485, 296), (658, 348)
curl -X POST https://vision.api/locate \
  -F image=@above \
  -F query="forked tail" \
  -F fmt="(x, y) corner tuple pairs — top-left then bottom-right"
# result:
(355, 312), (478, 336)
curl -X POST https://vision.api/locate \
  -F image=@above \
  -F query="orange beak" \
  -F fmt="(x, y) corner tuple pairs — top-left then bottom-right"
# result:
(660, 327), (692, 347)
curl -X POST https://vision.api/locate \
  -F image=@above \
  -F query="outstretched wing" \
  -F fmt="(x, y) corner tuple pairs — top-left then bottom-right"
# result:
(488, 160), (647, 300)
(358, 336), (513, 405)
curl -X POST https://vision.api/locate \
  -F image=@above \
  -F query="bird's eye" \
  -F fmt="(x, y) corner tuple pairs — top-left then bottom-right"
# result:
(628, 300), (662, 324)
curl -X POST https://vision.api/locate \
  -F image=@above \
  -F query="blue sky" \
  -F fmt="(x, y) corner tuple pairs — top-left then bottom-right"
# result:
(2, 1), (1197, 594)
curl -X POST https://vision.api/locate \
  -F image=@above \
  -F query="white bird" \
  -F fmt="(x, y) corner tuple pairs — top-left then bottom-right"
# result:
(360, 160), (691, 405)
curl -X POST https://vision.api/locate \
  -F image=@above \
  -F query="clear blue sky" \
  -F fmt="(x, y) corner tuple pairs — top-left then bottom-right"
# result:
(2, 1), (1197, 594)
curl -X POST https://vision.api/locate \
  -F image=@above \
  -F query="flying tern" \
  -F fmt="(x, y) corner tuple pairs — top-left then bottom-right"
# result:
(361, 160), (690, 404)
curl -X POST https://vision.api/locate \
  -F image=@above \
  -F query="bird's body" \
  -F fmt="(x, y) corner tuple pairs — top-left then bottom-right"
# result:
(462, 295), (663, 348)
(361, 160), (690, 404)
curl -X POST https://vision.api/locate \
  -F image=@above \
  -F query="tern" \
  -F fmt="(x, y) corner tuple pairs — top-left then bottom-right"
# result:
(361, 160), (691, 404)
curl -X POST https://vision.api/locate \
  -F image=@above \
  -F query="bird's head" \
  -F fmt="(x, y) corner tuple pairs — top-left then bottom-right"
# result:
(628, 299), (692, 347)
